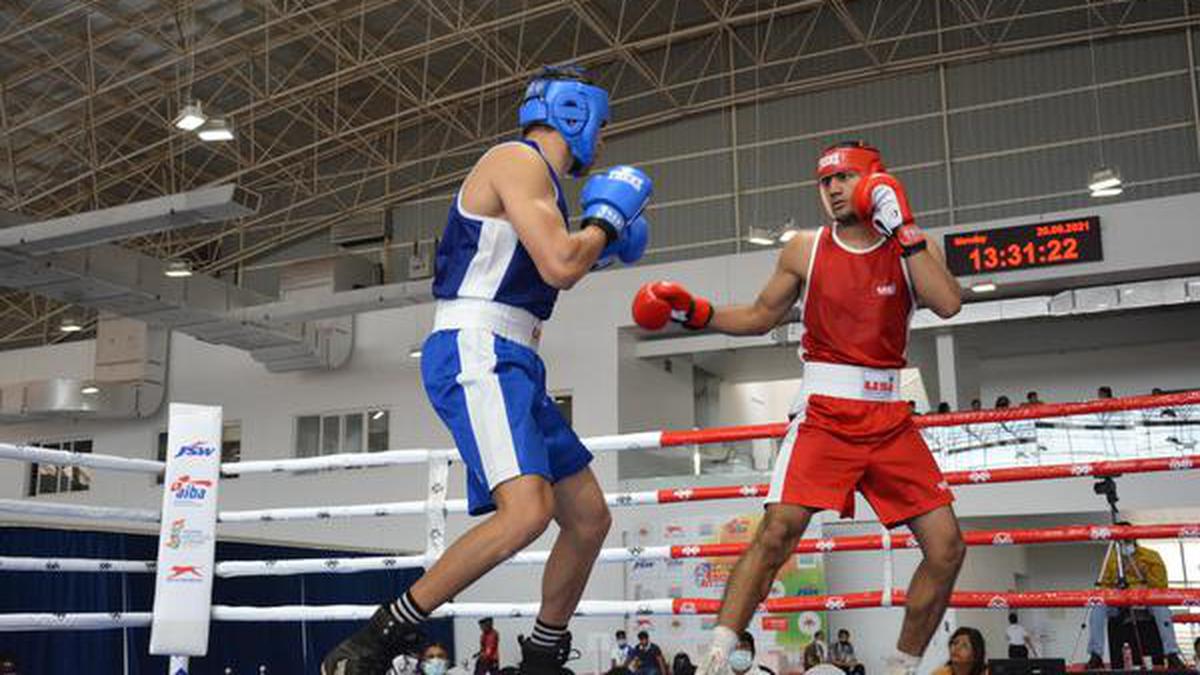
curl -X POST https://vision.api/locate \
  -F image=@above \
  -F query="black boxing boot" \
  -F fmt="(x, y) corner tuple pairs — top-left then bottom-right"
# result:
(519, 631), (574, 675)
(321, 604), (426, 675)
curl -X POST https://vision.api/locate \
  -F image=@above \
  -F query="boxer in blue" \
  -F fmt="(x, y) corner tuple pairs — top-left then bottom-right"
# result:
(322, 66), (653, 675)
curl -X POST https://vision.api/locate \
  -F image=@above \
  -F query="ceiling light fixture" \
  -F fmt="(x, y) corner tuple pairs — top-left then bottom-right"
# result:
(164, 260), (193, 278)
(1088, 168), (1123, 197)
(80, 385), (100, 395)
(746, 226), (775, 246)
(971, 282), (997, 293)
(59, 316), (83, 333)
(197, 117), (234, 142)
(173, 101), (207, 131)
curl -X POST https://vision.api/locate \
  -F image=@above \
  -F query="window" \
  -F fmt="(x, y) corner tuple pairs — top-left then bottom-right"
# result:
(155, 422), (242, 484)
(27, 439), (93, 497)
(296, 409), (389, 457)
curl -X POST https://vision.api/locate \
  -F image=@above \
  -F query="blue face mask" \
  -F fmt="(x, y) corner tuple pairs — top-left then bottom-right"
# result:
(729, 650), (754, 673)
(423, 658), (449, 675)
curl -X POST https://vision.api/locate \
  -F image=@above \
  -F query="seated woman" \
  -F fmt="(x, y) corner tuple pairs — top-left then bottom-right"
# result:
(931, 628), (987, 675)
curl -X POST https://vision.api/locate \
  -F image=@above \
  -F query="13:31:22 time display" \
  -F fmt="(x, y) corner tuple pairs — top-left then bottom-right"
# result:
(943, 216), (1103, 277)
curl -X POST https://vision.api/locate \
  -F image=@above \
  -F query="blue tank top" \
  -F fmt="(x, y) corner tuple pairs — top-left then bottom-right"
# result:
(431, 140), (569, 320)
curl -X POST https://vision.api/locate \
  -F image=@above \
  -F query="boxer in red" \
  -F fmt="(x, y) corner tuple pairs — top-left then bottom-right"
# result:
(632, 142), (964, 675)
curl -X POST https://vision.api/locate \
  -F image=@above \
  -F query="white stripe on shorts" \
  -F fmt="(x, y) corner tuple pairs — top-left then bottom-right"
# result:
(456, 329), (521, 489)
(765, 397), (807, 504)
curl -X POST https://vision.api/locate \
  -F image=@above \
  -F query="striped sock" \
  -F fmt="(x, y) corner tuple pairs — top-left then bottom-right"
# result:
(528, 618), (568, 649)
(388, 591), (429, 626)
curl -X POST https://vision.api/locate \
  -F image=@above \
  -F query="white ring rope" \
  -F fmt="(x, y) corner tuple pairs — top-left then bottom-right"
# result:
(0, 442), (163, 474)
(0, 499), (159, 523)
(0, 556), (155, 573)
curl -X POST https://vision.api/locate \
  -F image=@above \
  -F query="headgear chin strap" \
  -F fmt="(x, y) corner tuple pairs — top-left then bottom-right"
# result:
(518, 66), (610, 177)
(815, 142), (884, 219)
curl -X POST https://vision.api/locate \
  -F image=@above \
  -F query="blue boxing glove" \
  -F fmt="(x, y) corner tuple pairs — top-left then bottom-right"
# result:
(581, 165), (653, 246)
(594, 215), (650, 269)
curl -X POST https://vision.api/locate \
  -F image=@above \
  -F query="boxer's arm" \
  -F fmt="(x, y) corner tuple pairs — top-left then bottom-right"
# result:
(708, 230), (811, 336)
(904, 237), (962, 318)
(488, 145), (607, 289)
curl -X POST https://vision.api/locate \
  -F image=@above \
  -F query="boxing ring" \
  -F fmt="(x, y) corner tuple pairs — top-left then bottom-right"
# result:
(1, 391), (1199, 672)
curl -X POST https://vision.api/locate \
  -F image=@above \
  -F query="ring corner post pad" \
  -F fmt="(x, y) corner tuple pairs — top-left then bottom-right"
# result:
(150, 402), (223, 661)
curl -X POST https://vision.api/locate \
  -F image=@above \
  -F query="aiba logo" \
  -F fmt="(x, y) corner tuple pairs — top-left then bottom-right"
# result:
(170, 475), (213, 504)
(174, 441), (217, 459)
(166, 565), (204, 583)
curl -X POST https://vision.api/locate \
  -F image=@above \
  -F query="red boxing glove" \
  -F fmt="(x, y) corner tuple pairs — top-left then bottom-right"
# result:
(632, 281), (714, 330)
(851, 172), (926, 256)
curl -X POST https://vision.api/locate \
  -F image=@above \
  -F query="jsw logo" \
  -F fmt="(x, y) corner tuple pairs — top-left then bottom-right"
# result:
(175, 442), (217, 459)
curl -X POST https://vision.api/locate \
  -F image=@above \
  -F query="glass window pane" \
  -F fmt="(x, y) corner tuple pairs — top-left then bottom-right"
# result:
(71, 467), (91, 492)
(38, 465), (59, 495)
(73, 440), (92, 454)
(321, 415), (341, 455)
(343, 413), (364, 454)
(367, 410), (389, 452)
(222, 423), (242, 465)
(296, 416), (320, 458)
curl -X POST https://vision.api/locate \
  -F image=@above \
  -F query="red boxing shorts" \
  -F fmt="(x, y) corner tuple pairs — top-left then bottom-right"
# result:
(765, 393), (953, 528)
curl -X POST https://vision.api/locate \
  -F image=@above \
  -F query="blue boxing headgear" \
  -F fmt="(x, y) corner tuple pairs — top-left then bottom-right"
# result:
(518, 67), (610, 177)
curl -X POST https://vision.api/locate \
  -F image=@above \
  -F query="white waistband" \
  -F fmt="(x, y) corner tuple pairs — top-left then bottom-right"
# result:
(800, 362), (901, 403)
(433, 299), (542, 350)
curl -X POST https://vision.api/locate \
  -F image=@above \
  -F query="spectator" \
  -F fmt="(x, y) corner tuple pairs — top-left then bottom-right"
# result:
(803, 630), (829, 670)
(1005, 613), (1036, 659)
(729, 631), (770, 675)
(931, 627), (986, 675)
(476, 618), (499, 675)
(631, 630), (668, 675)
(994, 395), (1011, 409)
(421, 642), (453, 675)
(611, 630), (634, 670)
(831, 629), (865, 675)
(673, 652), (696, 675)
(1097, 386), (1114, 399)
(1023, 391), (1042, 407)
(1085, 528), (1186, 670)
(969, 399), (982, 411)
(937, 402), (951, 414)
(1192, 636), (1199, 669)
(907, 400), (917, 414)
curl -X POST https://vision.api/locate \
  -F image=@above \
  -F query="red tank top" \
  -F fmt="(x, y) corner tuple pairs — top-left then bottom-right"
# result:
(800, 226), (914, 369)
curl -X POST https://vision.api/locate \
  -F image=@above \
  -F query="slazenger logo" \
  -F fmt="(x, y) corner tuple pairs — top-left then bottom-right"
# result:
(992, 533), (1014, 545)
(1085, 596), (1106, 608)
(678, 602), (697, 614)
(875, 283), (896, 296)
(679, 546), (701, 557)
(987, 596), (1009, 609)
(1169, 458), (1193, 470)
(1179, 526), (1200, 538)
(816, 539), (836, 552)
(1090, 527), (1113, 540)
(614, 494), (634, 506)
(739, 485), (759, 496)
(672, 488), (694, 501)
(1071, 464), (1094, 476)
(969, 470), (991, 483)
(169, 475), (212, 503)
(607, 166), (646, 191)
(167, 565), (203, 582)
(627, 546), (645, 558)
(825, 597), (846, 610)
(174, 441), (217, 459)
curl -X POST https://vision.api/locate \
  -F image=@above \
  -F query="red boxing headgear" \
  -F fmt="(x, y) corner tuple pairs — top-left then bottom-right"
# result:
(816, 142), (884, 179)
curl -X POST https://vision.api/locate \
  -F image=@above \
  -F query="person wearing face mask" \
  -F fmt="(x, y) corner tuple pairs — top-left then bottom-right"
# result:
(1085, 532), (1185, 670)
(729, 631), (770, 675)
(804, 631), (830, 670)
(631, 631), (669, 675)
(611, 630), (635, 671)
(831, 629), (865, 675)
(391, 642), (454, 675)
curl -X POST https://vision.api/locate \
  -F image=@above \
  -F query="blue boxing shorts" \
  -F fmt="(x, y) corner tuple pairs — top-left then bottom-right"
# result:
(421, 327), (593, 516)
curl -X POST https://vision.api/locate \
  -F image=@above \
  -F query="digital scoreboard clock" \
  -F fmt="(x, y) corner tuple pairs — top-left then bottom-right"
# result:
(942, 216), (1103, 276)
